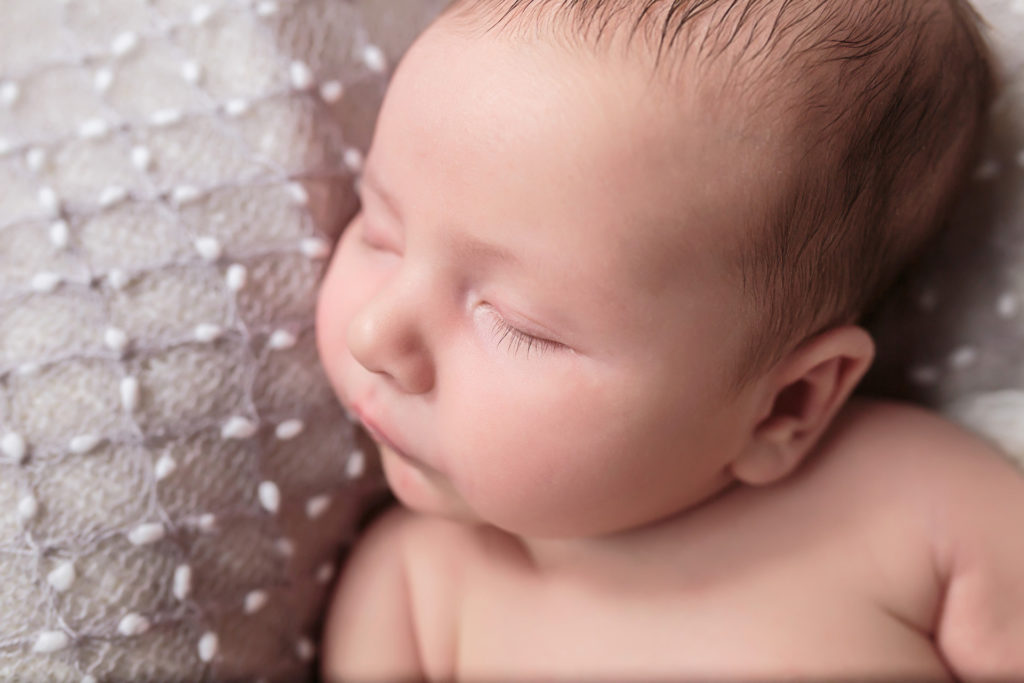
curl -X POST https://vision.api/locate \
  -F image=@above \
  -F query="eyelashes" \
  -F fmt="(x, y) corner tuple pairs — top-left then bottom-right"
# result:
(489, 313), (562, 359)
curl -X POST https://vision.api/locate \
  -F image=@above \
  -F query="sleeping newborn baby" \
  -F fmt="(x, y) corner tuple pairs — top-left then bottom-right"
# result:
(315, 0), (1024, 678)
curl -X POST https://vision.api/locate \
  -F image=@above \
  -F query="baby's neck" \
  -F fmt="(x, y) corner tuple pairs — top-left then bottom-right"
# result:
(514, 479), (743, 587)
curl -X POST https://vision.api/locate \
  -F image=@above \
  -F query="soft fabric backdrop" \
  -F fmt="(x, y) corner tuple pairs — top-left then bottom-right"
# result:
(0, 1), (444, 680)
(865, 0), (1024, 469)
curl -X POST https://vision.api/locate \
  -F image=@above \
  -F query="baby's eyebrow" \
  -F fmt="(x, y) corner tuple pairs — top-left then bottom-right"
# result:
(441, 229), (522, 268)
(361, 165), (522, 268)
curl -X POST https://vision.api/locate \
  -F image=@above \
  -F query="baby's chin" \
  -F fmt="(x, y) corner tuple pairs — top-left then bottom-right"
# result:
(378, 442), (480, 523)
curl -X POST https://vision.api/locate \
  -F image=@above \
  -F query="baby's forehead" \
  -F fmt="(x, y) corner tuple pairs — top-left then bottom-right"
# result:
(392, 4), (846, 281)
(381, 27), (760, 278)
(445, 0), (835, 151)
(444, 0), (932, 139)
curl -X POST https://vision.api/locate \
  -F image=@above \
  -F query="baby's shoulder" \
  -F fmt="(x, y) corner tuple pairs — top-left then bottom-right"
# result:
(806, 396), (1024, 551)
(825, 399), (1024, 678)
(812, 396), (1020, 489)
(828, 396), (987, 453)
(349, 506), (479, 677)
(764, 396), (1023, 552)
(359, 504), (485, 596)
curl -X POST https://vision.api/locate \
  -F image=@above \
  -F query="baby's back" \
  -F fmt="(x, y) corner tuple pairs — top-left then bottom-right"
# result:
(323, 398), (1024, 680)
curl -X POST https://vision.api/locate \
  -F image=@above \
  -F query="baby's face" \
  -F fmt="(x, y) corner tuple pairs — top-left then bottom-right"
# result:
(316, 15), (772, 538)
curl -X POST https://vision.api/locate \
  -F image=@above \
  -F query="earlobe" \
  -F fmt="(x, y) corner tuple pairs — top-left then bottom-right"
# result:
(732, 325), (875, 486)
(730, 441), (802, 486)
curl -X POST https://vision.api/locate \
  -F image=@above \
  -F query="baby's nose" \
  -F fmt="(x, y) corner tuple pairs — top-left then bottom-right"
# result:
(346, 285), (435, 395)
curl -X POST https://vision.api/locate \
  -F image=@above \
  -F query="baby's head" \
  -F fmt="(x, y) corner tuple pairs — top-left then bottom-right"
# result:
(316, 0), (993, 538)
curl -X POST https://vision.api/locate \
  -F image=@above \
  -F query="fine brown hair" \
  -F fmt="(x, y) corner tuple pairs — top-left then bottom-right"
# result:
(446, 0), (996, 387)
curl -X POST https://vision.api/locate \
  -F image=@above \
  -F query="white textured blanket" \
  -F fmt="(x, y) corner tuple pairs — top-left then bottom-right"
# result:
(0, 0), (444, 680)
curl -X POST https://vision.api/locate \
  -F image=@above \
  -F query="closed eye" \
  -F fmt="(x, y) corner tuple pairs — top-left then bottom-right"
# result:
(489, 311), (563, 359)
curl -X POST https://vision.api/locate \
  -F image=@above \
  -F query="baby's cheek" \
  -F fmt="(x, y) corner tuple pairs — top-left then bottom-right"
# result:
(440, 368), (610, 531)
(316, 258), (353, 354)
(317, 226), (379, 338)
(315, 256), (343, 353)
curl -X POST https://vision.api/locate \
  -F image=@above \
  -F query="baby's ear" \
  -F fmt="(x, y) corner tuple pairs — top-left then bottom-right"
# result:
(730, 325), (875, 486)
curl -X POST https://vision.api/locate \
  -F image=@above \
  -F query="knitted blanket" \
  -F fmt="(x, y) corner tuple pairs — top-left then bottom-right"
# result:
(0, 1), (444, 680)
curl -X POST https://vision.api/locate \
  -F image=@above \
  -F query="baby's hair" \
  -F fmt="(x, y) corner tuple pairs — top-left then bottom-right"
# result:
(445, 0), (996, 389)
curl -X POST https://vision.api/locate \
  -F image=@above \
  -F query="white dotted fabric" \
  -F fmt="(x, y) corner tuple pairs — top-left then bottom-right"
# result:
(0, 0), (444, 680)
(865, 0), (1024, 468)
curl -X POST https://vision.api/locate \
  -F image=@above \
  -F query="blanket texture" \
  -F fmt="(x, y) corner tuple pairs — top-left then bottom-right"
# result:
(0, 0), (443, 680)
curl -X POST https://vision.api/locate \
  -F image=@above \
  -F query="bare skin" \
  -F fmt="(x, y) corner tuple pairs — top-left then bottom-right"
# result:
(324, 398), (1024, 680)
(316, 6), (1024, 680)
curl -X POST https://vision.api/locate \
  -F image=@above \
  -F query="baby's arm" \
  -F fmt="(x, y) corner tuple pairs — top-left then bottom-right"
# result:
(320, 505), (424, 682)
(927, 423), (1024, 678)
